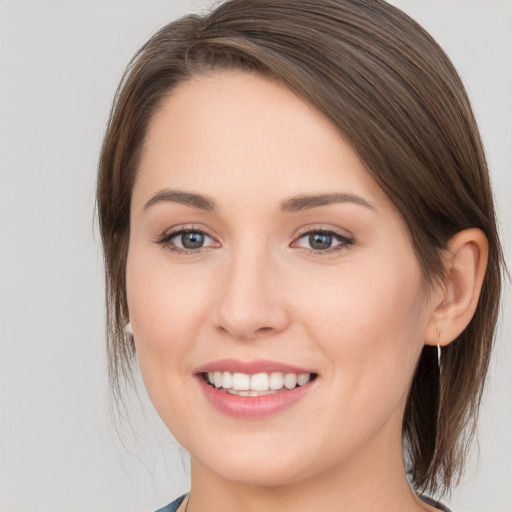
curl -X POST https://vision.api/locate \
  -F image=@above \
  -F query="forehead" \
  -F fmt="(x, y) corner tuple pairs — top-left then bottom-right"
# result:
(134, 70), (389, 213)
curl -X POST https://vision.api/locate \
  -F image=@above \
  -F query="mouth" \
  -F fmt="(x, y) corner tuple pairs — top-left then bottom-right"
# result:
(202, 371), (318, 396)
(194, 360), (319, 419)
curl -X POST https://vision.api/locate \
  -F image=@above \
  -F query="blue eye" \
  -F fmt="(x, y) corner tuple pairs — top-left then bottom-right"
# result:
(294, 229), (353, 253)
(157, 228), (217, 253)
(308, 232), (334, 250)
(178, 231), (206, 249)
(156, 227), (353, 256)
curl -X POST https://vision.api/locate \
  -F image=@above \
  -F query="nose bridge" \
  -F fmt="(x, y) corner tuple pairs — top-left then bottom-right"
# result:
(214, 237), (289, 340)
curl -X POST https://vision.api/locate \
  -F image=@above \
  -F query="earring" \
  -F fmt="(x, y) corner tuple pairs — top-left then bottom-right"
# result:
(125, 322), (132, 336)
(436, 328), (442, 372)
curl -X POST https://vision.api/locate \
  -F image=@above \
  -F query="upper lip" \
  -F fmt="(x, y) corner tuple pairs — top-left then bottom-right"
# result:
(194, 359), (316, 375)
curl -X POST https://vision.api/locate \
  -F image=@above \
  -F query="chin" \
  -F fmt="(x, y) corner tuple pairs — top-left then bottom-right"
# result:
(187, 430), (332, 489)
(195, 453), (312, 488)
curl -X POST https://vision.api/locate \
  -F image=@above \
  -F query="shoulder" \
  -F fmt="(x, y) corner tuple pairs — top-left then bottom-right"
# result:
(155, 494), (188, 512)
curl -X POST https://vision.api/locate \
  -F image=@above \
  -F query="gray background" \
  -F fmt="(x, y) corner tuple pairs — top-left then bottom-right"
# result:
(0, 1), (510, 511)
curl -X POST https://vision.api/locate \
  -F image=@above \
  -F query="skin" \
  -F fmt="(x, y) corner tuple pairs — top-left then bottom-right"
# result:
(126, 70), (486, 511)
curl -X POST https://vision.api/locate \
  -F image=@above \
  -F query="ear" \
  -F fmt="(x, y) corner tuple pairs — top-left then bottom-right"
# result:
(424, 228), (489, 347)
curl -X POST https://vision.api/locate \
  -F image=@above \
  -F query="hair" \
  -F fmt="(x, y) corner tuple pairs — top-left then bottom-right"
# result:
(97, 0), (504, 498)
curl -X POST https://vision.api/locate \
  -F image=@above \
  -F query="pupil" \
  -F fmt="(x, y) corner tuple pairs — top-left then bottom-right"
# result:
(182, 232), (204, 249)
(309, 233), (332, 250)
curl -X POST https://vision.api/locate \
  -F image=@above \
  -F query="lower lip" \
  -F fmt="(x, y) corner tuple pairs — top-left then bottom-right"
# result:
(197, 376), (316, 419)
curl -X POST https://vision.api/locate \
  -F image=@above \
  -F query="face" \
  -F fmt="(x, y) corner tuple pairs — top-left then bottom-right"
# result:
(126, 70), (435, 487)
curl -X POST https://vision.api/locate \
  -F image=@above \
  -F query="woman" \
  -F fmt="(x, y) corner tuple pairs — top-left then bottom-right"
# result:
(96, 1), (504, 511)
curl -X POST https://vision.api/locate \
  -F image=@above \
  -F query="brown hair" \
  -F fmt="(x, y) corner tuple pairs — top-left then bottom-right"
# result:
(97, 0), (504, 497)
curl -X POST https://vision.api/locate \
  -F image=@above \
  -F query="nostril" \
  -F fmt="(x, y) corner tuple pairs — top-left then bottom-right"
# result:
(216, 324), (276, 341)
(256, 326), (273, 334)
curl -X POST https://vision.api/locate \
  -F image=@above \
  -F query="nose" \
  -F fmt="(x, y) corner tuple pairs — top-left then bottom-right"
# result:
(214, 244), (291, 341)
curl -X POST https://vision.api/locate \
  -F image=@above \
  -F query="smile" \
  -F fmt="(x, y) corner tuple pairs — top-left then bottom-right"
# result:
(204, 371), (314, 396)
(195, 360), (319, 419)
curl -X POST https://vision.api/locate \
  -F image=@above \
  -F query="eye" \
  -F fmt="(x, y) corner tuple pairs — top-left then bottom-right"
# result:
(156, 227), (219, 254)
(292, 228), (353, 254)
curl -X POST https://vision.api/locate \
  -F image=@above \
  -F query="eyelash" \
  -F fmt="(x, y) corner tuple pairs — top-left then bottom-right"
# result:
(155, 226), (218, 256)
(293, 226), (354, 255)
(155, 225), (354, 256)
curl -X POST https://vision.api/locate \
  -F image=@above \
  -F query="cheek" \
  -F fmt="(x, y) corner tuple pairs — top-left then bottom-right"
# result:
(302, 258), (425, 337)
(125, 249), (208, 379)
(299, 255), (428, 399)
(125, 252), (214, 436)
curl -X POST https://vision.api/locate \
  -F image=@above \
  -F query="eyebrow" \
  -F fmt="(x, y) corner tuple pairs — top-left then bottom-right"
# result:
(280, 192), (375, 212)
(144, 189), (216, 211)
(144, 189), (375, 212)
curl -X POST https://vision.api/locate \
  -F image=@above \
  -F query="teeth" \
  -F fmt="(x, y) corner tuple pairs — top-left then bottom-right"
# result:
(284, 373), (297, 389)
(227, 389), (275, 396)
(251, 372), (269, 391)
(297, 373), (311, 386)
(222, 371), (233, 389)
(269, 372), (284, 390)
(205, 371), (312, 392)
(232, 372), (250, 390)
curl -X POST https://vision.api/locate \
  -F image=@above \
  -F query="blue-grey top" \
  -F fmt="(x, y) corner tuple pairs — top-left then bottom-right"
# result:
(155, 493), (453, 511)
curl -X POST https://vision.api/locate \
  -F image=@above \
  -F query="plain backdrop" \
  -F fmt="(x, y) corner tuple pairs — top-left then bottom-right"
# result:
(0, 1), (510, 511)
